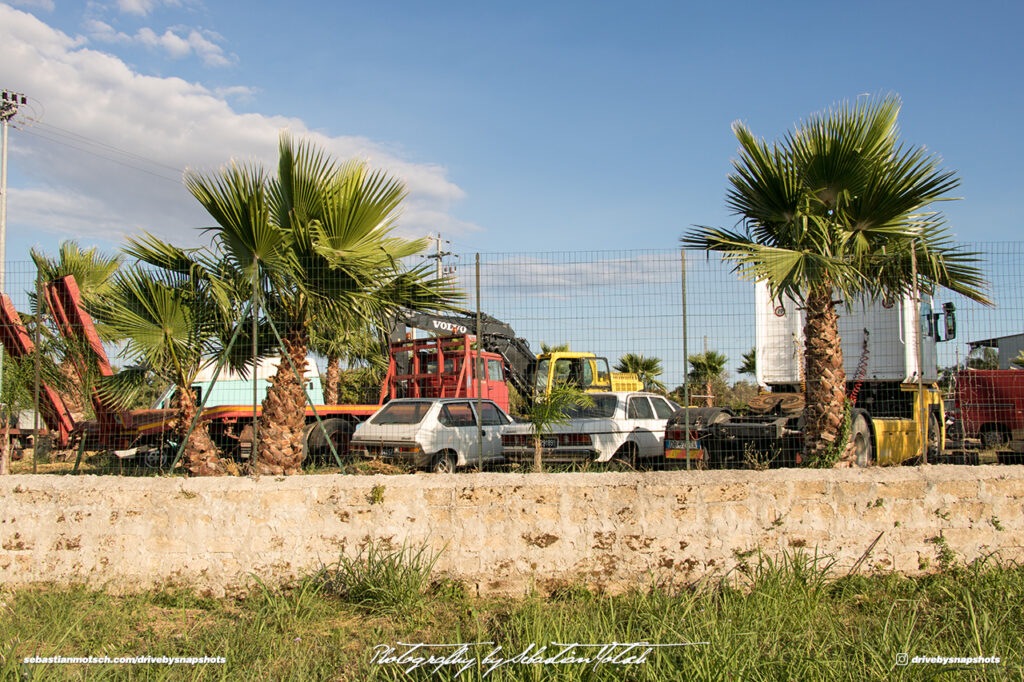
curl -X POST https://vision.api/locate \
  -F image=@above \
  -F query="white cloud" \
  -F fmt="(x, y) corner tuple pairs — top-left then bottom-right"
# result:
(115, 0), (157, 16)
(0, 5), (477, 253)
(88, 21), (234, 67)
(9, 0), (55, 11)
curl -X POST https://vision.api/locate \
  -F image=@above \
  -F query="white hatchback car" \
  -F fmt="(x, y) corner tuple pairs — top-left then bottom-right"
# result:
(350, 398), (513, 473)
(501, 391), (680, 467)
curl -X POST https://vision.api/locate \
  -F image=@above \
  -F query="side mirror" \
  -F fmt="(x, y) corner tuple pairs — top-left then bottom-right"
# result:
(943, 302), (956, 341)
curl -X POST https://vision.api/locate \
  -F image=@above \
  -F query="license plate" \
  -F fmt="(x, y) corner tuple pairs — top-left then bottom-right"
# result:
(541, 438), (558, 449)
(666, 448), (703, 460)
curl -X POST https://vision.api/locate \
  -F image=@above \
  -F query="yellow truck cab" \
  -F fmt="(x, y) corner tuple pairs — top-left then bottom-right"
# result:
(534, 352), (644, 394)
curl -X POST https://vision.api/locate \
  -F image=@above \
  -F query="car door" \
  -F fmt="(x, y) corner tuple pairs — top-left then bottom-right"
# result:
(436, 401), (478, 465)
(474, 401), (510, 462)
(625, 395), (660, 458)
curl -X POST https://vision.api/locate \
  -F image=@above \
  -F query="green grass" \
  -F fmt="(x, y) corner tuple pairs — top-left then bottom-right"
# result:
(1, 547), (1022, 681)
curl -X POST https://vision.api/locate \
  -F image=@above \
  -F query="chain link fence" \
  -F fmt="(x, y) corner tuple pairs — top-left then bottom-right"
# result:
(1, 243), (1022, 476)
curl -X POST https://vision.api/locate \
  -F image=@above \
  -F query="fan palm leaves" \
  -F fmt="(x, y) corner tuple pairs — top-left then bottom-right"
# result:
(687, 350), (728, 407)
(614, 353), (666, 392)
(94, 267), (227, 476)
(684, 93), (990, 464)
(181, 134), (461, 474)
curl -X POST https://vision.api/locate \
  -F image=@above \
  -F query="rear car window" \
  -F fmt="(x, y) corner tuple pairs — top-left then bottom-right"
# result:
(565, 395), (618, 419)
(439, 402), (476, 427)
(651, 397), (677, 419)
(370, 402), (431, 425)
(627, 397), (654, 419)
(478, 402), (509, 426)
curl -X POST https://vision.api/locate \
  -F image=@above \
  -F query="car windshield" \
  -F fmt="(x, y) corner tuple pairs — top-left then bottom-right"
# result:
(370, 402), (431, 425)
(564, 395), (618, 419)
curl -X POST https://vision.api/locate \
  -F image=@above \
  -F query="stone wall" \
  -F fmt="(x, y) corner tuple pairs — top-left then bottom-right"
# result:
(1, 466), (1022, 596)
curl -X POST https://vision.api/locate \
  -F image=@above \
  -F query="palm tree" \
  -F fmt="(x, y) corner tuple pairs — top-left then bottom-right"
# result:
(614, 353), (666, 392)
(95, 267), (228, 476)
(739, 348), (757, 377)
(311, 308), (387, 405)
(179, 134), (459, 474)
(30, 242), (122, 417)
(687, 350), (728, 407)
(526, 383), (593, 473)
(540, 342), (571, 353)
(684, 94), (989, 464)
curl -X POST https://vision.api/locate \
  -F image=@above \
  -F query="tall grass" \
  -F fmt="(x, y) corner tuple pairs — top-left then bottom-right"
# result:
(2, 549), (1021, 680)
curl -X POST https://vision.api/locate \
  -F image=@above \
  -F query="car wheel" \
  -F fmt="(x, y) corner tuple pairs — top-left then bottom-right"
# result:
(611, 442), (638, 471)
(431, 452), (457, 474)
(850, 413), (874, 467)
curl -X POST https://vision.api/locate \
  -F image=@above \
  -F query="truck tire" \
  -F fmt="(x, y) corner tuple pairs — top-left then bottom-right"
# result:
(927, 411), (942, 459)
(850, 412), (874, 467)
(302, 418), (353, 465)
(431, 451), (457, 474)
(980, 424), (1009, 450)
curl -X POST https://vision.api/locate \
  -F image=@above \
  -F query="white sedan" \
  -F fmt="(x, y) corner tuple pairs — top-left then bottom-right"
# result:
(501, 391), (680, 466)
(350, 398), (513, 473)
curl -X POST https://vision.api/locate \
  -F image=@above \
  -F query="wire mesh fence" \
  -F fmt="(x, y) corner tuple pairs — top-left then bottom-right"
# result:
(1, 242), (1022, 476)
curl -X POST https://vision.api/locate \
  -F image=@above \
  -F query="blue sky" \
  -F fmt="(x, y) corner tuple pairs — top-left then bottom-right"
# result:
(2, 0), (1021, 262)
(1, 1), (1022, 381)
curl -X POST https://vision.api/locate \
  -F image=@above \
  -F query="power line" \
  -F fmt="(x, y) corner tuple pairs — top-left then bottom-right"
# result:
(15, 125), (185, 184)
(26, 119), (185, 175)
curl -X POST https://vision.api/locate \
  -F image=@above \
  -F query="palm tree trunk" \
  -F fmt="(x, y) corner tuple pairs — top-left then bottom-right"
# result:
(175, 385), (224, 476)
(704, 379), (713, 407)
(256, 325), (309, 475)
(533, 435), (543, 473)
(324, 355), (340, 405)
(803, 286), (846, 465)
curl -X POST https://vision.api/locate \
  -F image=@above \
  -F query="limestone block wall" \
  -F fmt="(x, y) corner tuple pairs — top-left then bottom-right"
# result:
(1, 466), (1022, 596)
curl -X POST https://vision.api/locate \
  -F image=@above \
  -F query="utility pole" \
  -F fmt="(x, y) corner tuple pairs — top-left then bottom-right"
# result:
(0, 89), (28, 433)
(0, 90), (26, 295)
(423, 233), (452, 280)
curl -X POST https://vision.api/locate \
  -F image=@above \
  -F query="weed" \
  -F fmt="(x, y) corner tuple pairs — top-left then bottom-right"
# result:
(870, 498), (884, 508)
(368, 484), (385, 505)
(927, 535), (957, 571)
(315, 540), (440, 615)
(934, 507), (951, 521)
(990, 516), (1005, 531)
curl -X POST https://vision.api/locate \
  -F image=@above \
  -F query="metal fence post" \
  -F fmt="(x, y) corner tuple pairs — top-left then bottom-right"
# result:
(681, 248), (691, 470)
(476, 253), (483, 469)
(912, 245), (927, 465)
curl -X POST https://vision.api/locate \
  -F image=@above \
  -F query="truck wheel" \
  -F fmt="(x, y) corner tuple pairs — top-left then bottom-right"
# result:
(431, 452), (457, 474)
(980, 425), (1009, 450)
(302, 418), (353, 465)
(850, 413), (874, 467)
(927, 411), (942, 459)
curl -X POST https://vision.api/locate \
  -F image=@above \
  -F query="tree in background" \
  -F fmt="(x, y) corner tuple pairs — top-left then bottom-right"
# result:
(1013, 351), (1024, 370)
(687, 350), (728, 407)
(967, 347), (999, 370)
(540, 342), (570, 353)
(30, 242), (122, 417)
(739, 347), (757, 377)
(684, 94), (989, 465)
(614, 353), (666, 392)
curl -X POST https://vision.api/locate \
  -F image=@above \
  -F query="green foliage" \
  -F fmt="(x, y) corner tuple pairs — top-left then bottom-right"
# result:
(613, 352), (666, 391)
(540, 342), (571, 353)
(683, 93), (990, 307)
(4, 553), (1024, 680)
(527, 383), (594, 471)
(686, 350), (728, 383)
(739, 347), (757, 376)
(1013, 351), (1024, 369)
(968, 347), (1000, 370)
(315, 541), (441, 615)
